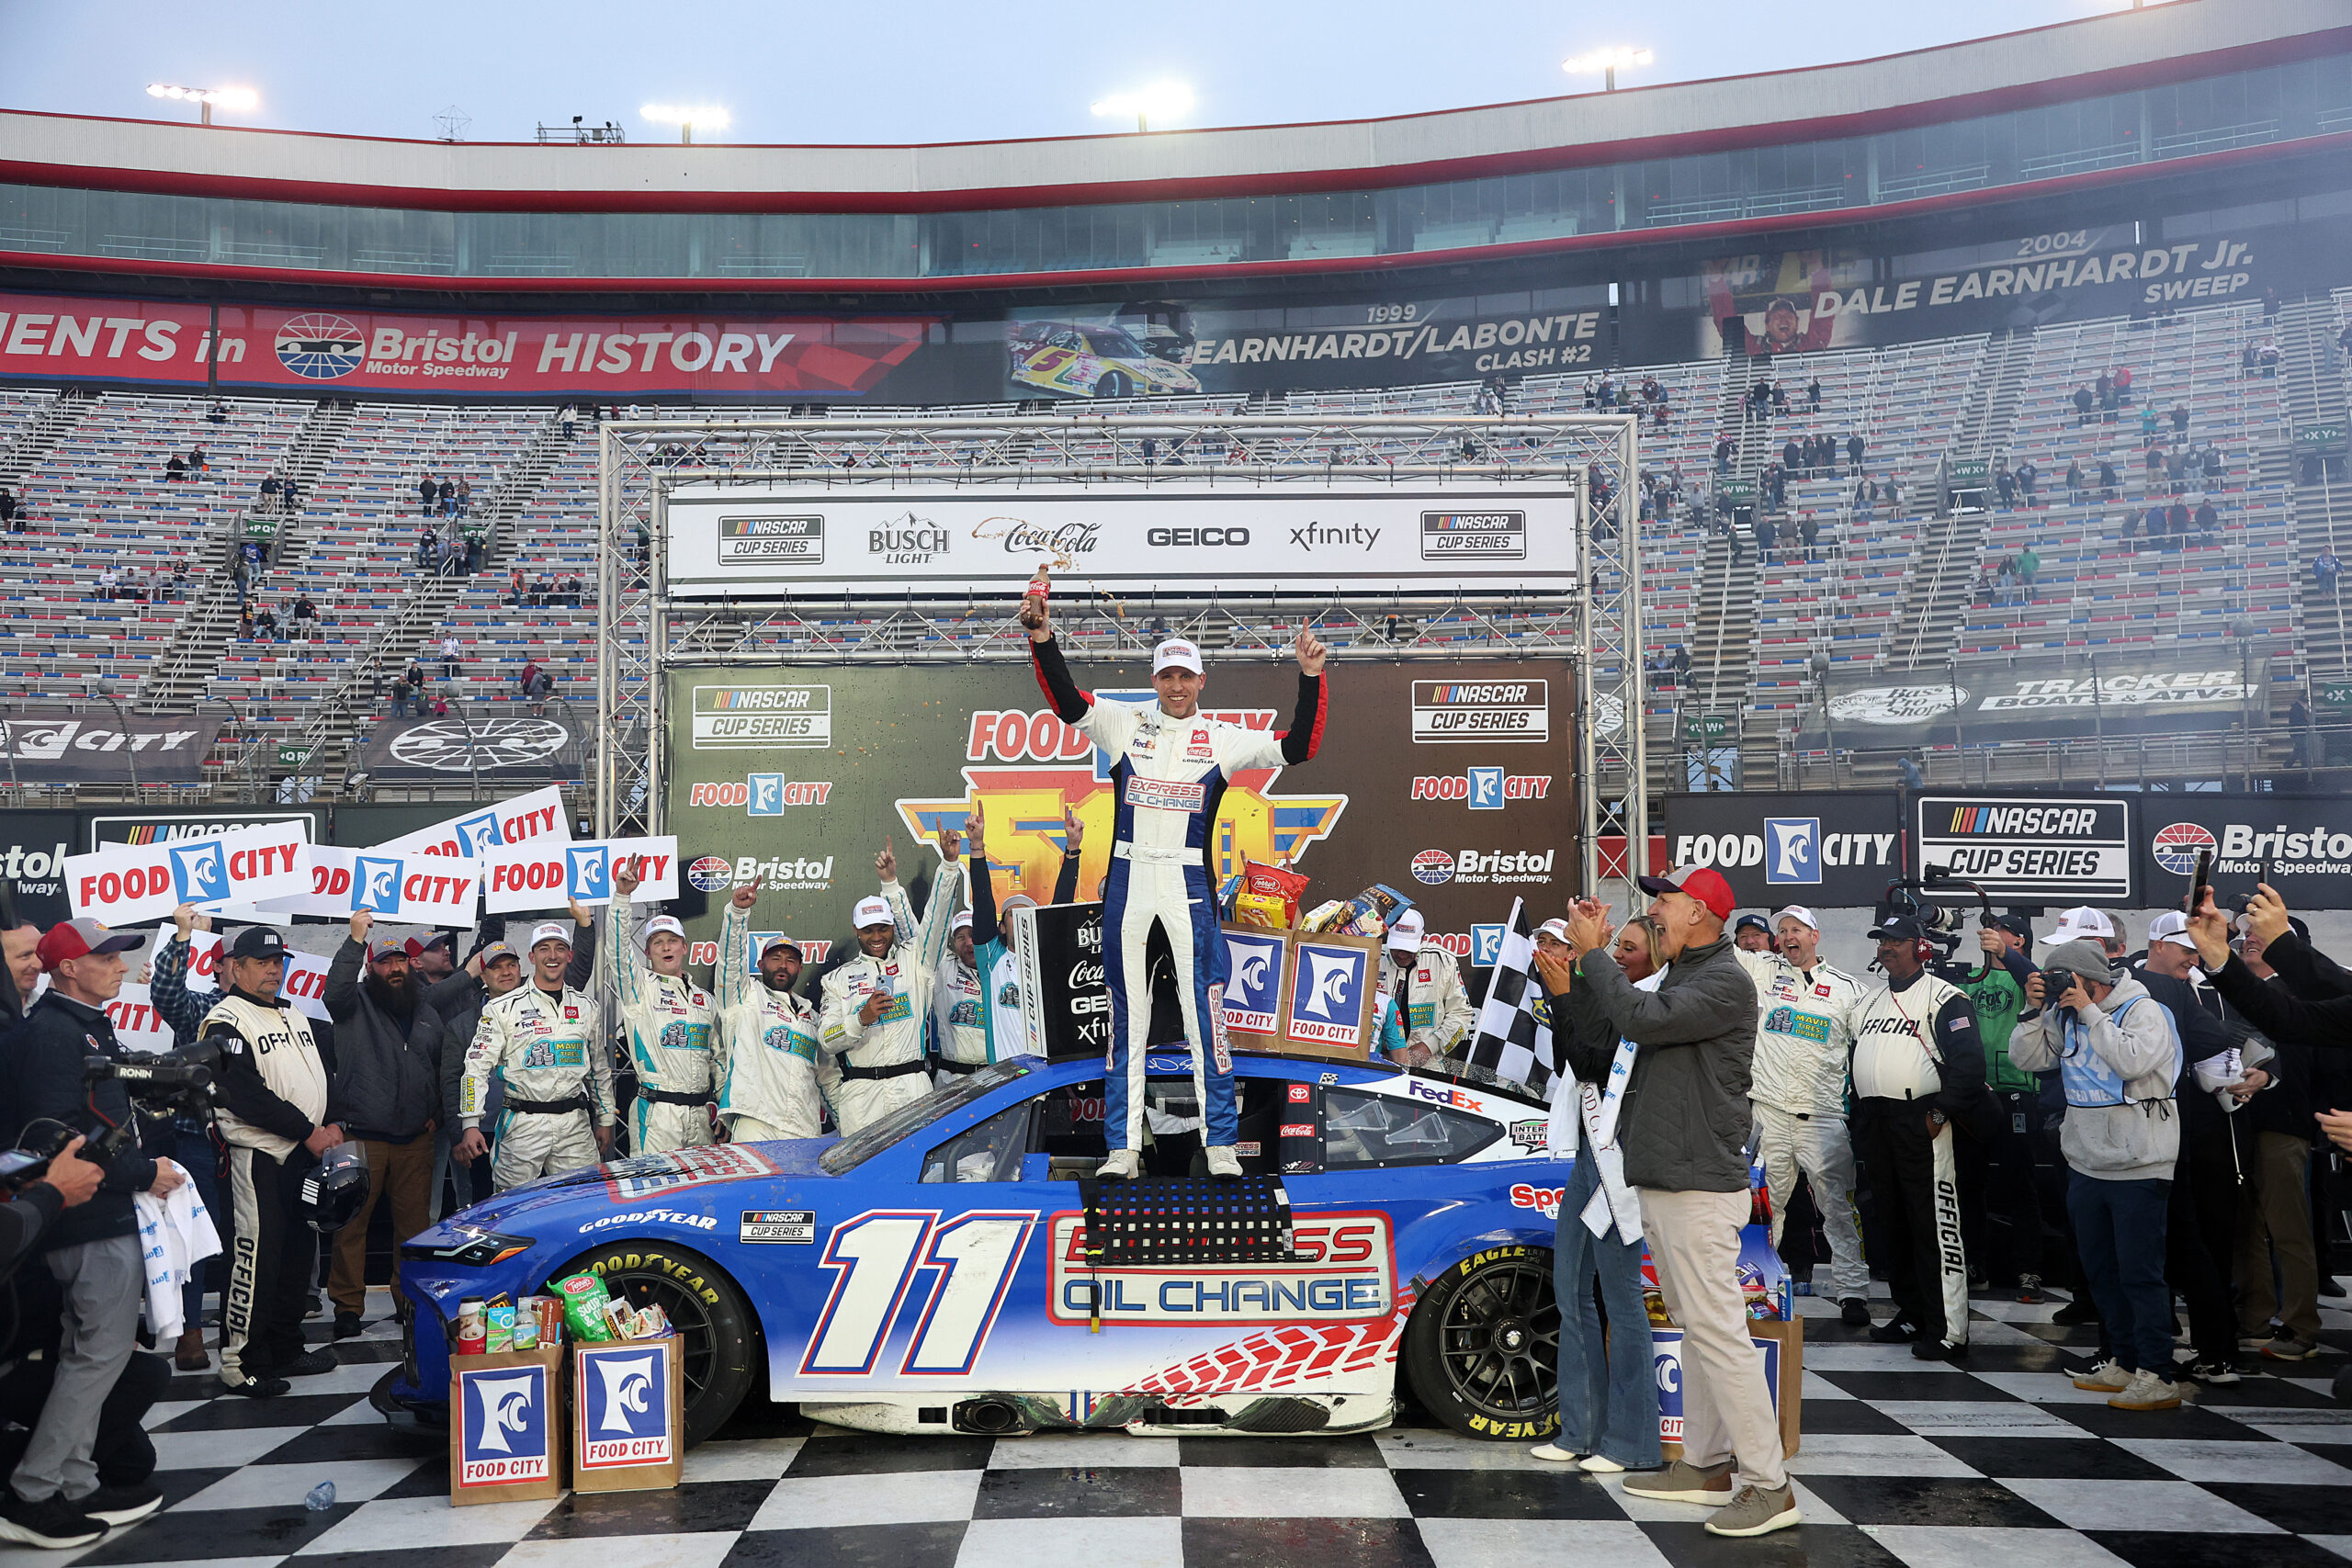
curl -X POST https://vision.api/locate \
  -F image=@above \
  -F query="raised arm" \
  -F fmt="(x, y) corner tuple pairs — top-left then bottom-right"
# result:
(718, 886), (755, 1012)
(150, 907), (220, 1042)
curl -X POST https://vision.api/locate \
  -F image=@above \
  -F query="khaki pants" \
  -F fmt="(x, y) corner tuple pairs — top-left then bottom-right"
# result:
(327, 1135), (436, 1316)
(1637, 1186), (1788, 1492)
(2236, 1129), (2320, 1342)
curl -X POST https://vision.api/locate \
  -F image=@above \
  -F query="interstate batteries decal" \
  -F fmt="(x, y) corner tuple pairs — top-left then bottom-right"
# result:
(1045, 1211), (1394, 1326)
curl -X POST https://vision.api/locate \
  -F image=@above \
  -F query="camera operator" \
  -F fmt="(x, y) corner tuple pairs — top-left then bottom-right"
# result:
(202, 927), (343, 1399)
(1850, 914), (1991, 1359)
(0, 1139), (104, 1278)
(2, 920), (183, 1547)
(2008, 941), (2184, 1412)
(1948, 915), (2046, 1302)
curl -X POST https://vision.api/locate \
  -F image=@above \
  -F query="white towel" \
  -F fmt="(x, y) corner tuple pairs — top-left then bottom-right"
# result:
(134, 1179), (222, 1340)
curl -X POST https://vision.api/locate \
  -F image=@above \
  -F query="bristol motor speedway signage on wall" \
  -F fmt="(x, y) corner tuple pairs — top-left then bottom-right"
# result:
(663, 484), (1577, 599)
(663, 660), (1576, 969)
(1661, 792), (1905, 911)
(2138, 795), (2352, 911)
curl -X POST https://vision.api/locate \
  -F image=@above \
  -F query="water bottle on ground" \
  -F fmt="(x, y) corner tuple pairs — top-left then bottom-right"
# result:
(304, 1481), (335, 1511)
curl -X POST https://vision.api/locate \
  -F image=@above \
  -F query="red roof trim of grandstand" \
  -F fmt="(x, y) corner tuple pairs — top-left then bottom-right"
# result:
(0, 131), (2338, 297)
(0, 25), (2342, 215)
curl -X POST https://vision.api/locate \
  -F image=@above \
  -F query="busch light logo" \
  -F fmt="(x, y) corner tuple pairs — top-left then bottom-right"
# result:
(458, 1365), (548, 1484)
(748, 774), (785, 817)
(1286, 942), (1366, 1045)
(1472, 924), (1505, 966)
(1467, 766), (1505, 810)
(167, 841), (229, 903)
(1222, 931), (1285, 1033)
(567, 846), (610, 900)
(1764, 818), (1821, 885)
(453, 810), (504, 857)
(354, 854), (402, 914)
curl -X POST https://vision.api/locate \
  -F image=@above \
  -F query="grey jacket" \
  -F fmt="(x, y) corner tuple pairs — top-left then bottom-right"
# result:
(1559, 932), (1759, 1193)
(2007, 972), (2180, 1182)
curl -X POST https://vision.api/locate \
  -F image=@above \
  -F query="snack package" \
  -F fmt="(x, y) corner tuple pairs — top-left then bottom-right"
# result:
(1298, 899), (1350, 932)
(1233, 891), (1290, 931)
(554, 1271), (615, 1344)
(1356, 884), (1416, 926)
(484, 1294), (515, 1353)
(1242, 861), (1310, 926)
(629, 1303), (672, 1339)
(512, 1297), (540, 1351)
(602, 1297), (641, 1340)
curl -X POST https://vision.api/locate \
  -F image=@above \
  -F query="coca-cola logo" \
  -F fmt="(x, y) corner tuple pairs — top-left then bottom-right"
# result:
(1068, 961), (1104, 988)
(977, 517), (1101, 558)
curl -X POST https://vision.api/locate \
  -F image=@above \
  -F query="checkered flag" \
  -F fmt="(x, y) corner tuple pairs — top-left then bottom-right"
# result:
(1464, 897), (1553, 1100)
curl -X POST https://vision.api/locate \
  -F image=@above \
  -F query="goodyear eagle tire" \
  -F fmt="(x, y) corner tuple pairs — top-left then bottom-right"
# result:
(559, 1242), (756, 1448)
(1097, 370), (1130, 400)
(1402, 1245), (1560, 1440)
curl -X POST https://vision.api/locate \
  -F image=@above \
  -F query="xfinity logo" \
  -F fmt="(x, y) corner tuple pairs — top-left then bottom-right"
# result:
(1289, 522), (1382, 551)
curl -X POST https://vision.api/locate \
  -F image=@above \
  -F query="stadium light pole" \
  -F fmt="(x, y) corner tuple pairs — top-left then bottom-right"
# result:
(640, 104), (729, 145)
(1091, 82), (1194, 133)
(145, 83), (258, 127)
(1561, 47), (1652, 93)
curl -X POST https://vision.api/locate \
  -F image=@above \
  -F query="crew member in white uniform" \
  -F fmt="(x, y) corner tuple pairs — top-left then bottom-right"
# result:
(820, 836), (959, 1134)
(457, 923), (613, 1191)
(715, 880), (822, 1140)
(609, 859), (718, 1155)
(1734, 905), (1871, 1325)
(1849, 913), (1990, 1359)
(1379, 909), (1476, 1066)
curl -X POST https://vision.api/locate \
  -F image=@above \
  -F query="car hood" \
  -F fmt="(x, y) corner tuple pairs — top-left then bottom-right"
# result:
(413, 1136), (840, 1241)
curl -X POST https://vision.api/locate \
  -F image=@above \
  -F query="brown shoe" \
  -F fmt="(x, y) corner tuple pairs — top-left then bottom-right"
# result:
(1623, 1458), (1736, 1505)
(174, 1326), (209, 1371)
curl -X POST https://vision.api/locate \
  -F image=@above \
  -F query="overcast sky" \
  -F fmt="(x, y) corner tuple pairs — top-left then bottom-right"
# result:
(0, 0), (2143, 146)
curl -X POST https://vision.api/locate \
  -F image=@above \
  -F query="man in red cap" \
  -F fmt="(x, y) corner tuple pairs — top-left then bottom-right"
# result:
(1547, 865), (1799, 1540)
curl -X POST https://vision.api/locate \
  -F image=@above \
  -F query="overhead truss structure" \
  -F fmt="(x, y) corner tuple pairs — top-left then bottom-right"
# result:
(596, 412), (1648, 900)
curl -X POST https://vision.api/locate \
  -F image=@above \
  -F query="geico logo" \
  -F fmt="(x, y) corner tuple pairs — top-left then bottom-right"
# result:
(687, 781), (831, 807)
(1146, 526), (1250, 547)
(965, 709), (1098, 762)
(1410, 774), (1553, 800)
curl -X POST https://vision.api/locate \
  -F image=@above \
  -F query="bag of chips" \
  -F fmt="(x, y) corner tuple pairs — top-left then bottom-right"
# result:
(553, 1271), (615, 1344)
(1242, 861), (1310, 925)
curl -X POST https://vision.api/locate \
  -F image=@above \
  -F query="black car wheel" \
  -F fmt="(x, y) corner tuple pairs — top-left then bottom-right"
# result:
(1402, 1245), (1560, 1439)
(556, 1242), (758, 1448)
(1096, 370), (1130, 399)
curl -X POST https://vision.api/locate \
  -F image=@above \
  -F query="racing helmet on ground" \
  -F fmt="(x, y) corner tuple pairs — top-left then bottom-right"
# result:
(300, 1143), (370, 1233)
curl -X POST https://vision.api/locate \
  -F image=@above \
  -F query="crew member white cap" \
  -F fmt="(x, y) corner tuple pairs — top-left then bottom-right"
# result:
(528, 922), (571, 950)
(1535, 918), (1571, 943)
(2049, 906), (2117, 943)
(950, 910), (973, 934)
(1773, 905), (1819, 931)
(1386, 908), (1425, 951)
(641, 915), (684, 942)
(1001, 892), (1039, 916)
(2147, 910), (2198, 950)
(853, 896), (893, 929)
(1151, 637), (1204, 675)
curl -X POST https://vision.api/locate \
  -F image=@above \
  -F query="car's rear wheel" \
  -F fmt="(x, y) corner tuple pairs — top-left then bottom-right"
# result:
(1402, 1246), (1559, 1439)
(556, 1242), (757, 1448)
(1097, 370), (1130, 399)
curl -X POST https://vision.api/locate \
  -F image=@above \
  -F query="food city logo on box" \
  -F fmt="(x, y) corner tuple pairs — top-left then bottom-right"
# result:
(458, 1363), (549, 1486)
(686, 778), (835, 814)
(1671, 828), (1897, 877)
(1410, 769), (1552, 808)
(581, 1342), (674, 1470)
(1411, 681), (1547, 743)
(690, 685), (831, 750)
(1411, 849), (1555, 887)
(1285, 942), (1367, 1045)
(1220, 931), (1287, 1033)
(2154, 818), (2352, 878)
(1046, 1211), (1394, 1325)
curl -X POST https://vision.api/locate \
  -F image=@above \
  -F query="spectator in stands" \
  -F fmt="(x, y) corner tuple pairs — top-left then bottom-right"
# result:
(1995, 467), (2016, 508)
(258, 474), (282, 513)
(2166, 501), (2189, 547)
(208, 400), (227, 424)
(2015, 458), (2038, 503)
(560, 404), (576, 439)
(169, 560), (187, 601)
(253, 604), (279, 641)
(95, 564), (119, 602)
(2314, 550), (2341, 595)
(2243, 342), (2261, 376)
(1770, 383), (1789, 416)
(508, 567), (526, 605)
(1799, 515), (1820, 560)
(0, 487), (17, 531)
(1713, 434), (1735, 474)
(2098, 458), (2120, 502)
(2165, 449), (2186, 493)
(390, 667), (413, 717)
(561, 574), (583, 607)
(1846, 433), (1865, 475)
(416, 474), (435, 516)
(531, 573), (555, 606)
(291, 593), (318, 636)
(1781, 435), (1801, 475)
(436, 478), (456, 516)
(440, 635), (461, 682)
(188, 446), (206, 476)
(522, 660), (555, 716)
(2143, 446), (2165, 488)
(454, 479), (472, 518)
(2018, 546), (2041, 603)
(164, 453), (187, 481)
(1756, 514), (1777, 561)
(2111, 365), (2133, 402)
(2194, 499), (2219, 536)
(237, 604), (256, 640)
(1897, 753), (1924, 790)
(2169, 403), (2189, 439)
(2065, 458), (2085, 502)
(463, 536), (482, 574)
(2289, 694), (2313, 770)
(2073, 386), (2094, 426)
(2256, 341), (2279, 377)
(1807, 376), (1822, 411)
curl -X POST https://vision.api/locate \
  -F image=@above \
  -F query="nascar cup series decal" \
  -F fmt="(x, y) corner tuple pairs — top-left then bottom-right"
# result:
(1046, 1212), (1394, 1326)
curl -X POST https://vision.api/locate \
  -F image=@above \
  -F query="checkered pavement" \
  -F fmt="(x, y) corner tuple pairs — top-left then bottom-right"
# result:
(5, 1284), (2347, 1568)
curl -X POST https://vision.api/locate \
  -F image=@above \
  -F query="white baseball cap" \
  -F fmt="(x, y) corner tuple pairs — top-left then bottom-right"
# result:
(1535, 918), (1571, 943)
(2049, 907), (2118, 943)
(950, 910), (973, 935)
(1386, 908), (1425, 951)
(1001, 892), (1039, 917)
(1772, 905), (1819, 931)
(527, 922), (572, 950)
(853, 896), (893, 930)
(1152, 637), (1204, 675)
(640, 915), (685, 944)
(2147, 910), (2198, 950)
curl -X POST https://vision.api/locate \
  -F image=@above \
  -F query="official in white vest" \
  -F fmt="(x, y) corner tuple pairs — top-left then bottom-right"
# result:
(1848, 914), (1992, 1359)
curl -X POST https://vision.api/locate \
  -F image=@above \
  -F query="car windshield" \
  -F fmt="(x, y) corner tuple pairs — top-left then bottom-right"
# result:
(1086, 328), (1145, 358)
(817, 1058), (1035, 1174)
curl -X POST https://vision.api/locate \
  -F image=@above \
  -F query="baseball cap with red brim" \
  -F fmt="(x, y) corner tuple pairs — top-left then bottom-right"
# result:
(38, 918), (142, 972)
(1636, 864), (1737, 922)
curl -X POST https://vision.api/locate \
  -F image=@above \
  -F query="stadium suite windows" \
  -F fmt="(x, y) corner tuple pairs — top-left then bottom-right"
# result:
(1, 52), (2346, 283)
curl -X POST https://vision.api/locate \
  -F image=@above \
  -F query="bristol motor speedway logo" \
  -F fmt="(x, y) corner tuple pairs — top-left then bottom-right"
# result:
(1410, 769), (1552, 808)
(2151, 822), (2219, 876)
(274, 313), (368, 379)
(2152, 818), (2352, 878)
(1046, 1211), (1394, 1325)
(1416, 849), (1555, 886)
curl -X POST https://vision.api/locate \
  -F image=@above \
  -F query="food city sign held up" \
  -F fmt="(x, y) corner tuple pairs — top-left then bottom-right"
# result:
(65, 820), (311, 923)
(663, 483), (1577, 599)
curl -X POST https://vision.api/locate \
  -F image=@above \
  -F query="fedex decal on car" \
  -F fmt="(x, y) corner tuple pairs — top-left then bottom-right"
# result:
(1045, 1212), (1395, 1326)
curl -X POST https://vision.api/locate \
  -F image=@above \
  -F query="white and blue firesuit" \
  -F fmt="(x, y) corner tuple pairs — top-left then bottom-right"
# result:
(1030, 636), (1327, 1152)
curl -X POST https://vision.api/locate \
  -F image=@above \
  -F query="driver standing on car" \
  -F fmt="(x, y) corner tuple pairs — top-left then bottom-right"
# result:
(456, 923), (614, 1191)
(607, 859), (718, 1155)
(820, 836), (962, 1135)
(1022, 567), (1329, 1179)
(715, 880), (821, 1141)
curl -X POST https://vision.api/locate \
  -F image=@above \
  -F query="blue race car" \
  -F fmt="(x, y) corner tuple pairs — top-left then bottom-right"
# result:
(378, 1051), (1566, 1447)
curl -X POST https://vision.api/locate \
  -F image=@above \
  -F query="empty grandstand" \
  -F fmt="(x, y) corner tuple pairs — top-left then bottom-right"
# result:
(0, 0), (2347, 819)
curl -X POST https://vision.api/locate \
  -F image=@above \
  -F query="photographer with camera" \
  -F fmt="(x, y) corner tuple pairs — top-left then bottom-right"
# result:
(0, 1139), (104, 1278)
(1952, 914), (2047, 1302)
(2007, 940), (2185, 1412)
(1, 920), (184, 1548)
(200, 927), (343, 1399)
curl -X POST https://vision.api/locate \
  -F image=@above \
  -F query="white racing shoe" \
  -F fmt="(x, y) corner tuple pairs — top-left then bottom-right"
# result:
(1098, 1149), (1141, 1180)
(1204, 1145), (1244, 1179)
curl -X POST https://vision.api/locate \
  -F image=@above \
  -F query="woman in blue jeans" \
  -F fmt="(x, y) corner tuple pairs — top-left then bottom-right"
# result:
(1530, 918), (1663, 1473)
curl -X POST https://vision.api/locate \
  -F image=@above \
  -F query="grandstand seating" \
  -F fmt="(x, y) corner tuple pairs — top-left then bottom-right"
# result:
(0, 293), (2337, 797)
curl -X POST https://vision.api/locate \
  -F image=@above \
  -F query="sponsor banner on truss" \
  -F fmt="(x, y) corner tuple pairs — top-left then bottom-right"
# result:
(663, 483), (1577, 598)
(0, 709), (222, 784)
(1796, 653), (2256, 749)
(357, 716), (581, 783)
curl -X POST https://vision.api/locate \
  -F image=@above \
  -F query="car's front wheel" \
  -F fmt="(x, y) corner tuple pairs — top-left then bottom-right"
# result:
(1402, 1246), (1560, 1439)
(1096, 370), (1130, 399)
(556, 1241), (758, 1447)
